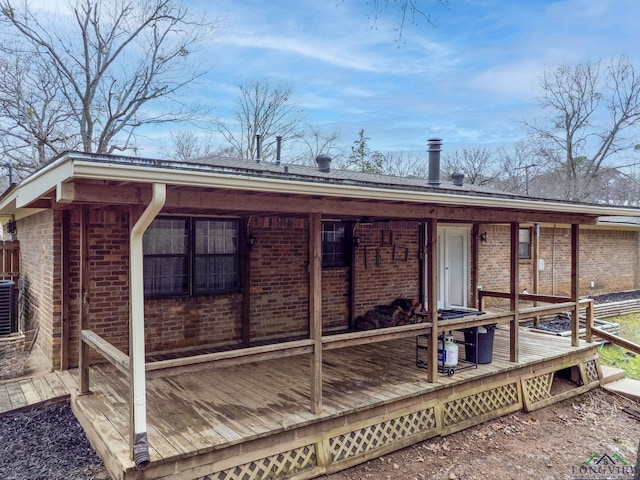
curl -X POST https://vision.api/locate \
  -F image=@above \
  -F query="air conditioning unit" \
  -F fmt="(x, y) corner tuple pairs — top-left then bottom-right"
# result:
(0, 280), (16, 335)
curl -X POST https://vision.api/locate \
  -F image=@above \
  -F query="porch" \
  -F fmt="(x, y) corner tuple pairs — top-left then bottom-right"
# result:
(68, 326), (602, 480)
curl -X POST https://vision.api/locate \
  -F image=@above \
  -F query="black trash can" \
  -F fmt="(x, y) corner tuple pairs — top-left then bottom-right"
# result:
(463, 324), (496, 364)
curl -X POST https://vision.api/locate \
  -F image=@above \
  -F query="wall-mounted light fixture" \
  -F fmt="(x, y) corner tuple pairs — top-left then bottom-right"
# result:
(247, 235), (255, 248)
(480, 231), (488, 243)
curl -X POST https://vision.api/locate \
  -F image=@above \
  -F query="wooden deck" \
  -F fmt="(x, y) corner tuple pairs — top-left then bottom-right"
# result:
(68, 327), (602, 480)
(0, 371), (70, 416)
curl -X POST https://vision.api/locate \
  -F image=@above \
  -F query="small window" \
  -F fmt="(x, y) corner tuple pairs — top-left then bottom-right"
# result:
(322, 222), (347, 267)
(519, 227), (531, 259)
(143, 217), (239, 297)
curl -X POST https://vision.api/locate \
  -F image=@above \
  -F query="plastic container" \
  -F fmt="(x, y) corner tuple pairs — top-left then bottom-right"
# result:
(438, 334), (459, 367)
(463, 324), (496, 364)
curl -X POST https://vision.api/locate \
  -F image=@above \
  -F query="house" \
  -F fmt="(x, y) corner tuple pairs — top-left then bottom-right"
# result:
(1, 143), (640, 479)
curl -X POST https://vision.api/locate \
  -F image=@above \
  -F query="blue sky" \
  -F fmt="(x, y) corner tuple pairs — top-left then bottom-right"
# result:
(176, 0), (640, 159)
(173, 0), (640, 159)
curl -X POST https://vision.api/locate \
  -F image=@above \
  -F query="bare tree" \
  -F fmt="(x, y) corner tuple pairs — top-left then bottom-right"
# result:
(216, 79), (305, 162)
(494, 140), (546, 196)
(383, 151), (428, 178)
(165, 131), (218, 161)
(364, 0), (449, 44)
(0, 0), (215, 175)
(442, 147), (498, 186)
(525, 56), (640, 201)
(295, 124), (340, 166)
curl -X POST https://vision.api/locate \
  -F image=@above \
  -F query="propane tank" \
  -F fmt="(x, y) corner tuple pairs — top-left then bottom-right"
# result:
(438, 334), (459, 367)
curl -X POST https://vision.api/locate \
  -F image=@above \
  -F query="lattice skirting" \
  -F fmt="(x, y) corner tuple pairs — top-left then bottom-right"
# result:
(521, 356), (601, 412)
(328, 406), (438, 463)
(199, 443), (317, 480)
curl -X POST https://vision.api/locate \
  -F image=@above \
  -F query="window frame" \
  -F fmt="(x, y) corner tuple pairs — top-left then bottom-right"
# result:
(321, 221), (351, 268)
(518, 227), (532, 260)
(143, 216), (241, 299)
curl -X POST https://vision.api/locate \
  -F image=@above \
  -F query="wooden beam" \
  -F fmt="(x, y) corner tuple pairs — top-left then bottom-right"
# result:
(79, 205), (90, 395)
(62, 182), (599, 225)
(426, 217), (438, 383)
(471, 224), (479, 308)
(571, 224), (580, 347)
(81, 330), (130, 376)
(309, 212), (323, 415)
(510, 222), (519, 362)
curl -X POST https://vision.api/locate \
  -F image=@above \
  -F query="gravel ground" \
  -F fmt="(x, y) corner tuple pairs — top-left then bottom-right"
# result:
(0, 402), (109, 480)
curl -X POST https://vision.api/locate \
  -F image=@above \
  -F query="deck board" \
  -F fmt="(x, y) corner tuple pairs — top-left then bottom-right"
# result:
(67, 327), (599, 479)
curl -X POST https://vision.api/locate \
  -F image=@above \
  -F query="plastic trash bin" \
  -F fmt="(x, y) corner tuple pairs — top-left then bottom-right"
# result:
(463, 324), (496, 364)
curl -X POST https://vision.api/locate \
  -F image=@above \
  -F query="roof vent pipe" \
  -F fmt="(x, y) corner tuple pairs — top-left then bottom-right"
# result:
(452, 170), (465, 187)
(275, 136), (282, 165)
(255, 134), (262, 163)
(427, 138), (442, 186)
(316, 153), (331, 173)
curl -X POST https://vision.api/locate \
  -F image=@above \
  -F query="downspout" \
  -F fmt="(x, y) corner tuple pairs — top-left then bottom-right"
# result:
(129, 183), (166, 470)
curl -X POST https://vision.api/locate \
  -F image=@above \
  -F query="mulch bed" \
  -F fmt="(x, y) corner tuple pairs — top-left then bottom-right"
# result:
(0, 403), (109, 480)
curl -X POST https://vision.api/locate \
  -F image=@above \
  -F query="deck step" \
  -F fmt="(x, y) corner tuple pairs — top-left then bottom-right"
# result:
(600, 365), (626, 385)
(603, 377), (640, 402)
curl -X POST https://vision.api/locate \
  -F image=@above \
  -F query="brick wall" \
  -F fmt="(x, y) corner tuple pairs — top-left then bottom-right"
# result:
(353, 222), (421, 316)
(17, 205), (640, 369)
(0, 333), (25, 380)
(17, 209), (60, 366)
(477, 224), (639, 302)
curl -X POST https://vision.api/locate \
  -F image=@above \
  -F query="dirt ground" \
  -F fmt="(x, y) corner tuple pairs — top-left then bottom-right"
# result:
(326, 388), (640, 480)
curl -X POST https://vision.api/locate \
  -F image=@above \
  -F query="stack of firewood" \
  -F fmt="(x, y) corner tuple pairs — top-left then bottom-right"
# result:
(355, 298), (423, 330)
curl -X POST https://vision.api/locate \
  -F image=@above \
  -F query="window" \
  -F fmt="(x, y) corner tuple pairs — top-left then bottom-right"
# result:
(143, 217), (239, 297)
(322, 221), (347, 267)
(519, 227), (531, 259)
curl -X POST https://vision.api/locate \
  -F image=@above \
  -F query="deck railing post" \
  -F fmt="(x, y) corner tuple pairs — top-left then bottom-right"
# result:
(585, 299), (594, 343)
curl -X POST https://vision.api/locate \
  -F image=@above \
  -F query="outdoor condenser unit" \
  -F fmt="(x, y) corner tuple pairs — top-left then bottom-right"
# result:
(0, 280), (16, 335)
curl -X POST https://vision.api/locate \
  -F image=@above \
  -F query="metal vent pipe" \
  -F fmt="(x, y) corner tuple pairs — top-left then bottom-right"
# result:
(255, 134), (262, 163)
(427, 138), (442, 186)
(276, 136), (282, 165)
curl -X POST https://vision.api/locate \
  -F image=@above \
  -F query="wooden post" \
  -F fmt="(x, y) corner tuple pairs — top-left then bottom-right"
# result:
(510, 222), (519, 362)
(309, 213), (323, 414)
(471, 224), (479, 309)
(426, 218), (438, 383)
(532, 224), (540, 327)
(61, 210), (71, 371)
(79, 205), (90, 395)
(571, 224), (580, 347)
(585, 299), (594, 343)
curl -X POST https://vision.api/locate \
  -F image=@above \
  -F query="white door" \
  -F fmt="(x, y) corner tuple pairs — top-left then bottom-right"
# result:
(431, 226), (469, 309)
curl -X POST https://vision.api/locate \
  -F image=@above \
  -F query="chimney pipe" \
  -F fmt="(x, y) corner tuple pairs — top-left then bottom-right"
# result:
(255, 134), (262, 163)
(427, 138), (442, 186)
(276, 136), (282, 165)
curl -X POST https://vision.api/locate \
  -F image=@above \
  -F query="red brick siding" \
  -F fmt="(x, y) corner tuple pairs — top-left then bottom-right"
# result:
(17, 210), (61, 367)
(353, 222), (421, 316)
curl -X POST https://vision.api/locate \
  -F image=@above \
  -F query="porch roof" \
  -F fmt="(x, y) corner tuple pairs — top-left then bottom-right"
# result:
(2, 151), (640, 224)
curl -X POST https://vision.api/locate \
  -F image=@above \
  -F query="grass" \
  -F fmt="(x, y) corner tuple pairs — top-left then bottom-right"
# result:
(597, 312), (640, 380)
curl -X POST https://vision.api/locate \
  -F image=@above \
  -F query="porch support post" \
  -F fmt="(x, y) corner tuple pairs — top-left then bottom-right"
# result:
(426, 218), (438, 383)
(471, 224), (479, 308)
(129, 183), (166, 470)
(532, 224), (540, 327)
(79, 205), (91, 395)
(309, 212), (323, 414)
(571, 224), (580, 347)
(510, 222), (519, 362)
